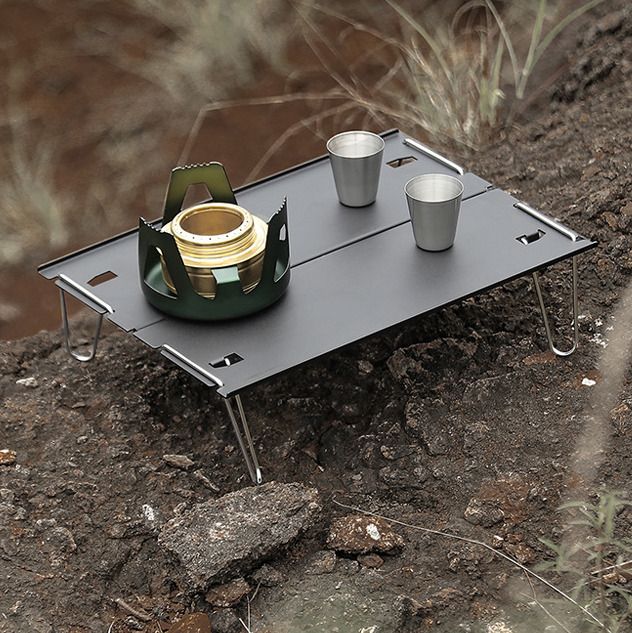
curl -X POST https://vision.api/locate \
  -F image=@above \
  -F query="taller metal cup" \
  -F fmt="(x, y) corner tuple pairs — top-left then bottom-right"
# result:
(405, 173), (464, 251)
(327, 131), (385, 207)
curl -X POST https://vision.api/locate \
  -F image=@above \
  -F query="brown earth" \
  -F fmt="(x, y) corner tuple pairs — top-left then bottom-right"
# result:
(2, 3), (632, 633)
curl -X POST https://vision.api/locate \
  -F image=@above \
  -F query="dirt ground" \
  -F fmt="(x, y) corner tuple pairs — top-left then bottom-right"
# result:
(2, 3), (632, 633)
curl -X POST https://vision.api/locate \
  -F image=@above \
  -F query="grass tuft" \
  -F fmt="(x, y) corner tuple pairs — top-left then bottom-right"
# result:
(289, 0), (607, 149)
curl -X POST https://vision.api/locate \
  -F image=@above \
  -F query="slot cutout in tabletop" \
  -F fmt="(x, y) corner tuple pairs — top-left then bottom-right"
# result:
(87, 271), (118, 287)
(387, 156), (418, 168)
(211, 353), (244, 368)
(517, 229), (546, 245)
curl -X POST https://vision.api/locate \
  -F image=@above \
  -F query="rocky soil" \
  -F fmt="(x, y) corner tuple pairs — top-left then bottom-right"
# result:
(1, 6), (632, 633)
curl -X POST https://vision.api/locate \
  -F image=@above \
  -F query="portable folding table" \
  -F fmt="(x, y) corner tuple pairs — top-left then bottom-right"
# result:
(39, 130), (596, 483)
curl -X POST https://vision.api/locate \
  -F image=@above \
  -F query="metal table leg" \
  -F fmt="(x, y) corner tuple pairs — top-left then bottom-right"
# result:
(532, 255), (579, 357)
(224, 395), (263, 485)
(161, 345), (263, 484)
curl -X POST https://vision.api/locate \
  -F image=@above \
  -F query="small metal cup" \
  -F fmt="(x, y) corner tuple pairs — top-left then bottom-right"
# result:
(405, 173), (464, 251)
(327, 131), (385, 207)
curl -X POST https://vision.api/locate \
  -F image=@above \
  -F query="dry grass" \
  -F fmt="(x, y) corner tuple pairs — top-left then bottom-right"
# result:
(119, 0), (290, 106)
(180, 0), (607, 179)
(0, 75), (69, 266)
(287, 0), (607, 149)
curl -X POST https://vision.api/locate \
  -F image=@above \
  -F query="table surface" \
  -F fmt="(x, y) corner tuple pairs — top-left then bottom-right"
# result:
(40, 130), (596, 397)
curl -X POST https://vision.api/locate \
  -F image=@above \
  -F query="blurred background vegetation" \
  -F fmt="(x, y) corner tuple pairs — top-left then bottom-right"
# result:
(0, 0), (607, 337)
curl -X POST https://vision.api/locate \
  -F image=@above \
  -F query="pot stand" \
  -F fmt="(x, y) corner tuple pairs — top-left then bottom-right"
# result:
(43, 130), (596, 484)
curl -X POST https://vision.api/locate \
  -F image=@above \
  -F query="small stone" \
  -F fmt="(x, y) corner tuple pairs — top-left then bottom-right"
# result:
(621, 201), (632, 216)
(169, 613), (211, 633)
(163, 454), (195, 470)
(305, 550), (336, 574)
(124, 616), (144, 631)
(358, 360), (374, 375)
(251, 564), (285, 587)
(76, 435), (89, 445)
(327, 515), (404, 555)
(0, 450), (16, 466)
(464, 498), (505, 528)
(0, 489), (15, 503)
(205, 578), (251, 607)
(504, 542), (536, 564)
(193, 469), (220, 492)
(16, 376), (38, 388)
(209, 609), (241, 633)
(358, 553), (384, 569)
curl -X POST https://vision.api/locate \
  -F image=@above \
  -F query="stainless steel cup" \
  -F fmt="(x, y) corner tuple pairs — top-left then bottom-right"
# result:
(405, 173), (464, 251)
(327, 131), (385, 207)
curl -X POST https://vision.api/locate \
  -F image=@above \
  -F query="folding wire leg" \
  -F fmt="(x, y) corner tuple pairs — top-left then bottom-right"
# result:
(224, 395), (263, 484)
(531, 255), (579, 357)
(59, 287), (105, 362)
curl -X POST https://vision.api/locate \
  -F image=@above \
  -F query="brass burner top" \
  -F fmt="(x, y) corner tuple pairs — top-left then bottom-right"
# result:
(161, 202), (268, 298)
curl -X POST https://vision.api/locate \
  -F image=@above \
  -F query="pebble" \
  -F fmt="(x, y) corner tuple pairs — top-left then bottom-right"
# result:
(16, 376), (38, 388)
(327, 515), (404, 555)
(163, 454), (195, 470)
(205, 577), (251, 607)
(358, 553), (384, 569)
(0, 449), (17, 466)
(209, 609), (241, 633)
(193, 469), (220, 492)
(464, 498), (505, 528)
(252, 563), (285, 587)
(305, 550), (337, 575)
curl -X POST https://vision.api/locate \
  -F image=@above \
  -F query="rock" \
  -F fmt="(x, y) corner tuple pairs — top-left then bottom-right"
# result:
(504, 541), (536, 565)
(193, 469), (220, 492)
(16, 376), (38, 388)
(209, 608), (242, 633)
(0, 449), (16, 466)
(404, 396), (457, 455)
(327, 515), (404, 555)
(159, 482), (321, 588)
(378, 455), (429, 489)
(464, 498), (505, 527)
(168, 613), (211, 633)
(358, 553), (384, 569)
(0, 489), (14, 503)
(387, 338), (478, 386)
(251, 563), (285, 587)
(163, 454), (195, 470)
(395, 595), (432, 619)
(124, 616), (144, 631)
(305, 550), (336, 574)
(205, 578), (251, 607)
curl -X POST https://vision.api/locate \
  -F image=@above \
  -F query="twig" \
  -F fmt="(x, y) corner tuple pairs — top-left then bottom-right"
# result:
(592, 560), (632, 576)
(332, 498), (608, 631)
(114, 598), (152, 622)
